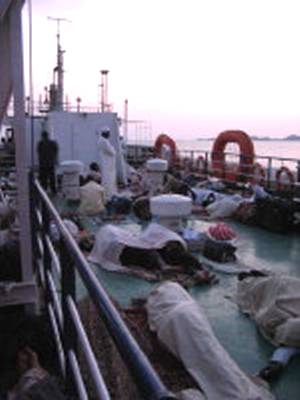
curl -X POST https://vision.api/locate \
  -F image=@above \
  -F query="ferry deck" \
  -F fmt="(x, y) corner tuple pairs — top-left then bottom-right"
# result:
(59, 200), (300, 400)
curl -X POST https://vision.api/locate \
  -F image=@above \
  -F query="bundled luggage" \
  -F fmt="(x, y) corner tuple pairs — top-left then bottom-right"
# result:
(255, 197), (295, 233)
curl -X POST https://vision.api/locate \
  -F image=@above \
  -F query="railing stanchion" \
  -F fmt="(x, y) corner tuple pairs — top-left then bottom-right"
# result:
(60, 240), (77, 396)
(41, 196), (52, 302)
(29, 170), (39, 267)
(204, 151), (208, 177)
(267, 157), (272, 189)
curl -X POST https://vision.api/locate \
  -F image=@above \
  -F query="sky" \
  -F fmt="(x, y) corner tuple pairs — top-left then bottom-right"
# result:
(22, 0), (300, 139)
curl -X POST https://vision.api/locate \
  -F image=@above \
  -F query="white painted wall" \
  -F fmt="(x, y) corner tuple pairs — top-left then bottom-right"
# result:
(24, 111), (127, 183)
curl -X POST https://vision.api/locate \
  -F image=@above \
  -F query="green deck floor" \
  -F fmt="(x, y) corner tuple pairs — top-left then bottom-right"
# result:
(67, 203), (300, 400)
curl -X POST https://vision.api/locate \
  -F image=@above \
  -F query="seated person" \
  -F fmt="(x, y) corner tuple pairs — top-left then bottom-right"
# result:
(88, 223), (215, 283)
(1, 315), (66, 400)
(88, 161), (101, 184)
(129, 172), (147, 196)
(78, 175), (106, 215)
(237, 271), (300, 382)
(146, 281), (274, 400)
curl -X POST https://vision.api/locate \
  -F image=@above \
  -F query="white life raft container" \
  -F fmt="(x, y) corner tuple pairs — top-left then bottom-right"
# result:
(60, 160), (84, 201)
(150, 194), (192, 231)
(146, 158), (168, 193)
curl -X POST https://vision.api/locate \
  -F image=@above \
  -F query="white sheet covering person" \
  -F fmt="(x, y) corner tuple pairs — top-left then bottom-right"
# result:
(237, 274), (300, 348)
(88, 222), (186, 271)
(146, 282), (274, 400)
(98, 128), (117, 201)
(205, 195), (243, 219)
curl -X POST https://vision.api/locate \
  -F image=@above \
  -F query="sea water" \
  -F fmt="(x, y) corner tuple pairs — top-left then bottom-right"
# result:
(178, 139), (300, 172)
(176, 139), (300, 160)
(130, 138), (300, 171)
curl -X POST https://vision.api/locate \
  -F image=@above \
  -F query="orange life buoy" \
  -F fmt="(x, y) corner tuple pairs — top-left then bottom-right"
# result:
(211, 130), (254, 182)
(154, 134), (177, 166)
(252, 162), (266, 184)
(276, 166), (294, 190)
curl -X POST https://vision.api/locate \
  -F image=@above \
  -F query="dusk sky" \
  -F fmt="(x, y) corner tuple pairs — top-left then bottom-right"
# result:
(22, 0), (300, 139)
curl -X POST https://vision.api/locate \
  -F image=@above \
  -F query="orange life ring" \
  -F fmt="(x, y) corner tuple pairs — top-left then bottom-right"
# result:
(154, 134), (177, 166)
(211, 130), (254, 182)
(276, 166), (294, 190)
(252, 162), (266, 184)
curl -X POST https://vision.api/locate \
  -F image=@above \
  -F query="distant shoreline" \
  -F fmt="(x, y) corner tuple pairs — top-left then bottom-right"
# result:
(197, 135), (300, 141)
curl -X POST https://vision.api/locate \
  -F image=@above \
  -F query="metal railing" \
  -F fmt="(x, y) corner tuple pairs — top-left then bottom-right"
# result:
(132, 147), (300, 189)
(181, 149), (300, 188)
(30, 177), (176, 400)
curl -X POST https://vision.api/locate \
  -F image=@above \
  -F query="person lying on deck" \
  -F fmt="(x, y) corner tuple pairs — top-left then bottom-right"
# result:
(188, 182), (253, 219)
(182, 222), (237, 263)
(237, 271), (300, 382)
(88, 222), (216, 284)
(146, 281), (274, 400)
(160, 172), (195, 198)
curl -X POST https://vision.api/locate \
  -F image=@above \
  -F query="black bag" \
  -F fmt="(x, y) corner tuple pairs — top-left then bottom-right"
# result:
(202, 238), (237, 263)
(107, 196), (132, 215)
(132, 197), (151, 221)
(255, 197), (294, 233)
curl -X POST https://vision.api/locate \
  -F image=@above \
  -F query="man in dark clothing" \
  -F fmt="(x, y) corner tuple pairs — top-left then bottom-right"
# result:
(37, 131), (58, 194)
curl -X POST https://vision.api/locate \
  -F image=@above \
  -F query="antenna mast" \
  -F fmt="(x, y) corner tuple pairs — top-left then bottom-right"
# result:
(100, 70), (109, 112)
(47, 16), (70, 111)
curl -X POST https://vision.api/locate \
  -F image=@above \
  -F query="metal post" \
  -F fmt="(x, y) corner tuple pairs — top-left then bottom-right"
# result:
(191, 150), (194, 171)
(267, 157), (272, 189)
(204, 151), (209, 177)
(10, 0), (35, 308)
(29, 171), (38, 265)
(60, 239), (77, 396)
(222, 152), (226, 181)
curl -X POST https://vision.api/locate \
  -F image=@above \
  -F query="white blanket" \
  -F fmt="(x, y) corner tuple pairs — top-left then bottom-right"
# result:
(88, 223), (186, 271)
(206, 197), (241, 219)
(237, 274), (300, 347)
(146, 282), (274, 400)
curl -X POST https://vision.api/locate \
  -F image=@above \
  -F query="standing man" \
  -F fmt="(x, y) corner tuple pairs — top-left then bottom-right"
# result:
(37, 131), (59, 194)
(98, 127), (117, 201)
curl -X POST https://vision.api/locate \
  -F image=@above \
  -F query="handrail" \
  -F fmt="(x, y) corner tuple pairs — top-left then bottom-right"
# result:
(32, 178), (176, 400)
(169, 149), (300, 188)
(68, 350), (89, 400)
(67, 296), (110, 400)
(180, 148), (300, 164)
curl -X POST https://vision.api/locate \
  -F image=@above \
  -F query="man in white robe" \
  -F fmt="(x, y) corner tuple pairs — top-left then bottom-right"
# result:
(98, 128), (117, 201)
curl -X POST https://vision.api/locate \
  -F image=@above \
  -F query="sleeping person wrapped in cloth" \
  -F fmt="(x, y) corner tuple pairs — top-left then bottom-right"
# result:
(88, 222), (216, 284)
